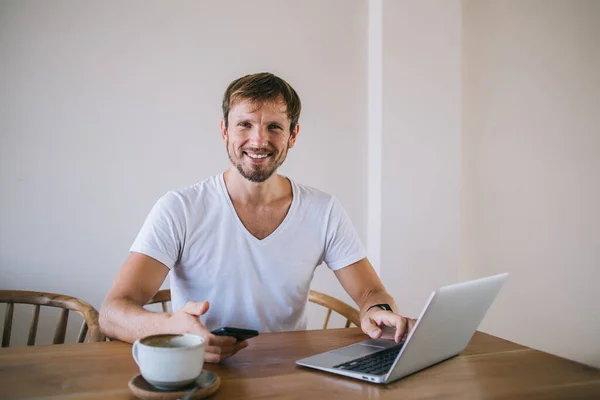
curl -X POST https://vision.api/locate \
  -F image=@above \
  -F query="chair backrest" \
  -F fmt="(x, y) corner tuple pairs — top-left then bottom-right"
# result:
(147, 289), (171, 312)
(147, 289), (360, 329)
(0, 290), (104, 346)
(309, 290), (360, 329)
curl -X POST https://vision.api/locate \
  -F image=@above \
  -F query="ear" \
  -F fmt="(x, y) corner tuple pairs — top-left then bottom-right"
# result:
(220, 119), (227, 143)
(288, 124), (300, 149)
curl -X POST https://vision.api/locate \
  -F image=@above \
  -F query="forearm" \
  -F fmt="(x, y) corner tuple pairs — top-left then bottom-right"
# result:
(357, 288), (398, 318)
(334, 259), (400, 317)
(99, 298), (172, 343)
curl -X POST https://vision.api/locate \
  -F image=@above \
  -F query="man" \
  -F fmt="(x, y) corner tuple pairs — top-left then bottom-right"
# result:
(99, 72), (416, 363)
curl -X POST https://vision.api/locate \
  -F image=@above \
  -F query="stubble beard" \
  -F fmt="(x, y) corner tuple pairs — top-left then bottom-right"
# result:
(226, 139), (290, 183)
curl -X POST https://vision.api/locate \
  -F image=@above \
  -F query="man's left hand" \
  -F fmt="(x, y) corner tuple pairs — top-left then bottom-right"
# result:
(361, 308), (417, 343)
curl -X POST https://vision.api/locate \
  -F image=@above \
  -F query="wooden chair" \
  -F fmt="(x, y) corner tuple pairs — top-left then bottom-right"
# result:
(0, 290), (104, 346)
(147, 289), (171, 312)
(147, 289), (361, 329)
(308, 290), (361, 329)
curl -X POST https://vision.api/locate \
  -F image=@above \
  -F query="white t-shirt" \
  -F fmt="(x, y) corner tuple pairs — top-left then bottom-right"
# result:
(130, 174), (366, 332)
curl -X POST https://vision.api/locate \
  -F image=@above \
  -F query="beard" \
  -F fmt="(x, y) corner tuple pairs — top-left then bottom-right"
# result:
(226, 139), (290, 183)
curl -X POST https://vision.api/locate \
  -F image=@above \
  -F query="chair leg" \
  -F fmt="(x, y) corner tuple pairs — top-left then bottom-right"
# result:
(27, 305), (41, 346)
(322, 309), (332, 330)
(2, 303), (14, 347)
(77, 322), (88, 343)
(53, 309), (69, 344)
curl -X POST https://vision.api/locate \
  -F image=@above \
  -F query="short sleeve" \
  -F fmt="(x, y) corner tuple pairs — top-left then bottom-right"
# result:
(129, 192), (186, 269)
(323, 197), (367, 271)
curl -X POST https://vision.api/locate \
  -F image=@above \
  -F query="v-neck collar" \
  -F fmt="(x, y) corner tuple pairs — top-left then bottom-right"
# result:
(218, 173), (297, 244)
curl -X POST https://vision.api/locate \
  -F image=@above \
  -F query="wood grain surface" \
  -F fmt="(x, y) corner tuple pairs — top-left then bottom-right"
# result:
(0, 328), (598, 399)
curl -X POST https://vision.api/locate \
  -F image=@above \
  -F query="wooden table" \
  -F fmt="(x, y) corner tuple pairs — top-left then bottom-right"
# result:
(1, 328), (599, 399)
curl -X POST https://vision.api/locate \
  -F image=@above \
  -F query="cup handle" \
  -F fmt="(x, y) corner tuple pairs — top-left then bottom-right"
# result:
(132, 340), (140, 366)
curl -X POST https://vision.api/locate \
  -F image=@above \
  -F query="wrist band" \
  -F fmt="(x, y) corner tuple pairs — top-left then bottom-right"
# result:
(367, 303), (393, 313)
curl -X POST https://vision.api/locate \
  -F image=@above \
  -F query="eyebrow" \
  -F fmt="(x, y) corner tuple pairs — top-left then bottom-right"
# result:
(233, 116), (287, 125)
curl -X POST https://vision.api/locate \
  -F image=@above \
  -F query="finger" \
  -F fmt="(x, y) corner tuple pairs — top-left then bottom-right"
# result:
(181, 301), (210, 316)
(223, 341), (249, 359)
(372, 312), (404, 328)
(207, 334), (237, 347)
(371, 314), (404, 342)
(206, 334), (238, 356)
(204, 341), (248, 363)
(400, 319), (417, 342)
(206, 343), (238, 355)
(371, 313), (407, 343)
(234, 340), (249, 352)
(205, 344), (237, 356)
(204, 350), (234, 363)
(371, 314), (405, 343)
(361, 319), (383, 339)
(394, 319), (407, 343)
(407, 318), (417, 333)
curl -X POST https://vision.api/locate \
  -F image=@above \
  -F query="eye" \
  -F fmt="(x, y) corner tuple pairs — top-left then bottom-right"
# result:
(238, 121), (251, 128)
(268, 124), (282, 131)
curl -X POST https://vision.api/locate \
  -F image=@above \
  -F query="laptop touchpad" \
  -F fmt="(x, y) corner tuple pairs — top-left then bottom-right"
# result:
(331, 343), (386, 358)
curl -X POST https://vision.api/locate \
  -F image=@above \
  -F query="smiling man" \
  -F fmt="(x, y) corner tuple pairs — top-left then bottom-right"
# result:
(99, 73), (415, 363)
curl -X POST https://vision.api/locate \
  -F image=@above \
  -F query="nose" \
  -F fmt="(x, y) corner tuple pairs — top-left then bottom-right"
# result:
(247, 125), (269, 148)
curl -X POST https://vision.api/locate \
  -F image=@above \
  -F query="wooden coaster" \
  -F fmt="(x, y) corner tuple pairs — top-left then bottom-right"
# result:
(128, 371), (220, 400)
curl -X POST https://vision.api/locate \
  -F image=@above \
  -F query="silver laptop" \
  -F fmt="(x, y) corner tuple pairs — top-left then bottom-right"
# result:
(296, 273), (508, 384)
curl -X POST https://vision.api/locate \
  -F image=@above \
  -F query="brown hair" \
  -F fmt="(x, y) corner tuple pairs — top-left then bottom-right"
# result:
(222, 72), (301, 132)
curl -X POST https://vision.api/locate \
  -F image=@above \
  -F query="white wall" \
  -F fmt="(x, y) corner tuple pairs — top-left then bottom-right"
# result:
(380, 0), (463, 317)
(462, 0), (600, 368)
(2, 0), (598, 369)
(0, 0), (368, 343)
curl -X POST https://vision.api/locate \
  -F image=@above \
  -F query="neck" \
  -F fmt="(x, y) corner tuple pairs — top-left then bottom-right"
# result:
(223, 167), (290, 206)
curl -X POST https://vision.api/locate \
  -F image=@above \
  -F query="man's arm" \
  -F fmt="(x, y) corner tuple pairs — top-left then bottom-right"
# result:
(334, 257), (416, 342)
(99, 252), (247, 362)
(99, 252), (173, 342)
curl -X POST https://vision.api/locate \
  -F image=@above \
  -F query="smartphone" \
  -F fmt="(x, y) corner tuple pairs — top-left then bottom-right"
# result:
(211, 327), (259, 341)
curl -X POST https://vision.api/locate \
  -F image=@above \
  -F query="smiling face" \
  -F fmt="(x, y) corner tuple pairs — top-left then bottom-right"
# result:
(221, 97), (299, 183)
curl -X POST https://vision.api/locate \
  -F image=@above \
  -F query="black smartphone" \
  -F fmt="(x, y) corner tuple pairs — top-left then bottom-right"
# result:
(211, 327), (259, 341)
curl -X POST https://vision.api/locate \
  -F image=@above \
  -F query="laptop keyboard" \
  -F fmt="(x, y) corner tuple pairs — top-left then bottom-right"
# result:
(333, 343), (405, 376)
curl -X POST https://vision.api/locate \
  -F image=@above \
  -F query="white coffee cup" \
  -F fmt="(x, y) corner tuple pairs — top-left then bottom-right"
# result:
(132, 333), (206, 390)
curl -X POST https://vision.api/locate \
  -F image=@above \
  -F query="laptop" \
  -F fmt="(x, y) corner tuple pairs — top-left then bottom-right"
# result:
(296, 273), (508, 384)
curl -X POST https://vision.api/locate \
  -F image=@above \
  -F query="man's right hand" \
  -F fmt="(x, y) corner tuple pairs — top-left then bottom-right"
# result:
(100, 253), (248, 362)
(168, 301), (248, 363)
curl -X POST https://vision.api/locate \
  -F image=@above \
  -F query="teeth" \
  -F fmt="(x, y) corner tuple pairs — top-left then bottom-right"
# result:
(247, 153), (268, 159)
